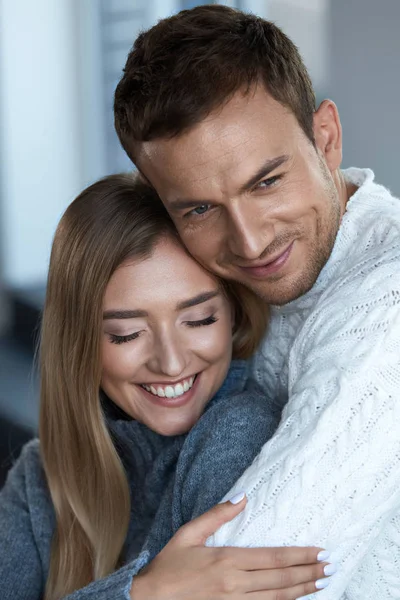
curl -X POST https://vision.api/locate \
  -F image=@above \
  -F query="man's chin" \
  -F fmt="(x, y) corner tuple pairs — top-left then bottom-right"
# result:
(208, 261), (312, 305)
(236, 274), (316, 306)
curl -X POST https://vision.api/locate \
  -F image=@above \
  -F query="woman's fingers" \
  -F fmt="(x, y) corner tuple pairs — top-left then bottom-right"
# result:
(224, 545), (327, 571)
(247, 577), (330, 598)
(242, 561), (334, 592)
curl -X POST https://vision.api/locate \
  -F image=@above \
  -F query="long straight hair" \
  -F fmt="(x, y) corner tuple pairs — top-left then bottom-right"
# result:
(40, 174), (268, 598)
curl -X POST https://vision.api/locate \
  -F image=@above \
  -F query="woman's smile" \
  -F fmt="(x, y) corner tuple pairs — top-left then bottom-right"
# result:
(139, 373), (197, 398)
(137, 373), (201, 409)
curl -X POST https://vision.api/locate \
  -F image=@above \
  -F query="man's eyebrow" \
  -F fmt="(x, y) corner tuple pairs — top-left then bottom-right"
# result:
(177, 290), (220, 310)
(168, 155), (289, 211)
(103, 309), (147, 320)
(168, 197), (210, 211)
(239, 155), (290, 193)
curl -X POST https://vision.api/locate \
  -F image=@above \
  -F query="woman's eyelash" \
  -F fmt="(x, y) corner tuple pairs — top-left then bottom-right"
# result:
(186, 315), (218, 327)
(108, 316), (217, 343)
(109, 332), (141, 345)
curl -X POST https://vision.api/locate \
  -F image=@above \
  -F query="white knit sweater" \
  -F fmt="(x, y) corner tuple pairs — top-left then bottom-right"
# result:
(207, 168), (400, 599)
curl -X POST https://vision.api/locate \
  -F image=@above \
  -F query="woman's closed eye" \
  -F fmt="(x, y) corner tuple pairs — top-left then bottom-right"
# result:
(185, 315), (218, 327)
(107, 313), (218, 344)
(108, 331), (142, 345)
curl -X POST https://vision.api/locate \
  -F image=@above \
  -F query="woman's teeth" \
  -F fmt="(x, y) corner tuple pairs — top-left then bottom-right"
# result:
(141, 376), (195, 398)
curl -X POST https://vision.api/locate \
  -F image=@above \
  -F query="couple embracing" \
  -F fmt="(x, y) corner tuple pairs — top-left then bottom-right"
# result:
(1, 6), (400, 600)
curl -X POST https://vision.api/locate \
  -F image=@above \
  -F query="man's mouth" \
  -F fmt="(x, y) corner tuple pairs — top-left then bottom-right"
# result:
(238, 242), (294, 277)
(140, 375), (197, 399)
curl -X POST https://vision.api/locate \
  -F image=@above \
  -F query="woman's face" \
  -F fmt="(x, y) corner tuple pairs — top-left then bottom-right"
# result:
(101, 236), (233, 435)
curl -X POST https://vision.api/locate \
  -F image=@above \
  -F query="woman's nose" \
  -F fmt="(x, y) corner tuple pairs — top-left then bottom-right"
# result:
(147, 332), (188, 378)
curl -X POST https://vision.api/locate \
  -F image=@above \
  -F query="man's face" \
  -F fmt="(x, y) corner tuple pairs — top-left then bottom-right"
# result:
(137, 86), (343, 305)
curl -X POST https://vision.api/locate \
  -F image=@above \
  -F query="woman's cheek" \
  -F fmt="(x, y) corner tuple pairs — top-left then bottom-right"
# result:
(191, 319), (232, 360)
(101, 339), (145, 380)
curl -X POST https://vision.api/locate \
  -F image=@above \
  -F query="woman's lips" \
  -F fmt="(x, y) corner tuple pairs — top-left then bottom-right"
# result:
(239, 242), (293, 278)
(138, 373), (201, 408)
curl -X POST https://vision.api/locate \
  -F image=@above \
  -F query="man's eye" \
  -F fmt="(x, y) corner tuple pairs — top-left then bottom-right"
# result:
(188, 204), (210, 216)
(256, 175), (281, 189)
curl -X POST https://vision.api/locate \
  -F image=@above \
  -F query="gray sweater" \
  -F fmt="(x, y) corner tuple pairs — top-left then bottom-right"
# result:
(0, 362), (279, 599)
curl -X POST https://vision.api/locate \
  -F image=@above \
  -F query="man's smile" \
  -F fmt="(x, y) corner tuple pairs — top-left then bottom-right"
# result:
(236, 242), (294, 278)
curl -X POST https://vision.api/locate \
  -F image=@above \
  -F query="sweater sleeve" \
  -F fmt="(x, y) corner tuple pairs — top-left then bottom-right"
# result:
(0, 440), (149, 600)
(0, 441), (45, 600)
(206, 273), (400, 599)
(171, 390), (280, 529)
(140, 390), (279, 562)
(61, 553), (150, 600)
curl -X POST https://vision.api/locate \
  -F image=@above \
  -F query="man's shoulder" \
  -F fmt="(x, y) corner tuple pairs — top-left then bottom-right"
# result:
(330, 171), (400, 293)
(344, 168), (400, 237)
(299, 173), (400, 354)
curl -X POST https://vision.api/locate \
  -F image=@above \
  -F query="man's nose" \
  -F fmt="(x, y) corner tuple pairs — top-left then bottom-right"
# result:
(147, 330), (188, 378)
(227, 207), (273, 260)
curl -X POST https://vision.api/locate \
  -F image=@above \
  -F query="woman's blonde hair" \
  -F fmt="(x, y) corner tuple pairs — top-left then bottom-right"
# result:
(40, 174), (268, 599)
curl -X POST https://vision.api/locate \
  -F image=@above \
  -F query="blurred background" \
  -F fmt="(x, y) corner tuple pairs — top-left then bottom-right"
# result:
(0, 0), (399, 485)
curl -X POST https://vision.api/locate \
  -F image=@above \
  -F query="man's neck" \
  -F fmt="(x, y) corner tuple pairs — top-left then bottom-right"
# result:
(335, 169), (358, 218)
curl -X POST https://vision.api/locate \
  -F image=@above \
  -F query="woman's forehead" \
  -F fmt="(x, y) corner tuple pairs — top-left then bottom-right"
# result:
(104, 237), (221, 311)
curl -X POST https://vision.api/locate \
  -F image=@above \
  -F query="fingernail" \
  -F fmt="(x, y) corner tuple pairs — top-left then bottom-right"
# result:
(317, 550), (331, 562)
(324, 563), (337, 576)
(228, 491), (246, 504)
(315, 578), (331, 589)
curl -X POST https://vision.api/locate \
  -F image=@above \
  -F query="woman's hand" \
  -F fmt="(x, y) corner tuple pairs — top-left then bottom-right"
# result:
(130, 493), (334, 599)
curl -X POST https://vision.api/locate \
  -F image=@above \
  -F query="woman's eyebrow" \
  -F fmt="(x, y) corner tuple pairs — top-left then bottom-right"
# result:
(176, 290), (220, 311)
(103, 309), (147, 320)
(103, 291), (220, 319)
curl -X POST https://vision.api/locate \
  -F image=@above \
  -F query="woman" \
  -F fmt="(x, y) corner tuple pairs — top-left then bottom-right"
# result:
(0, 175), (333, 599)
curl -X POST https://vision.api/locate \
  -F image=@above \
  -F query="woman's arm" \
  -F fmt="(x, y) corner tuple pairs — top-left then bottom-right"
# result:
(0, 443), (328, 600)
(173, 390), (280, 527)
(137, 390), (333, 597)
(0, 440), (149, 600)
(1, 408), (335, 600)
(140, 389), (279, 560)
(0, 441), (45, 600)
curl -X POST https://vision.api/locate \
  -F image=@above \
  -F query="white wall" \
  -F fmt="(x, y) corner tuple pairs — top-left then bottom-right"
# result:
(0, 0), (84, 288)
(0, 0), (185, 304)
(267, 0), (329, 94)
(328, 0), (400, 197)
(150, 0), (179, 23)
(75, 0), (108, 186)
(240, 0), (269, 18)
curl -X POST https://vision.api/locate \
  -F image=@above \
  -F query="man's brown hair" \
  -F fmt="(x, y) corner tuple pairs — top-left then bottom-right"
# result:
(114, 4), (316, 161)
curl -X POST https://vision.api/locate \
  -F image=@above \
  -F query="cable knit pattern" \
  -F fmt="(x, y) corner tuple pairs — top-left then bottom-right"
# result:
(206, 168), (400, 599)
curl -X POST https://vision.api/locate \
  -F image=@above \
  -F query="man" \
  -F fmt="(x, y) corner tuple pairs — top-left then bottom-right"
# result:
(114, 5), (400, 599)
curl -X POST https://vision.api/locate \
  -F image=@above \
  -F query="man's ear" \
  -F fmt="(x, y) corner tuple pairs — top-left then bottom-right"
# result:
(313, 100), (342, 173)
